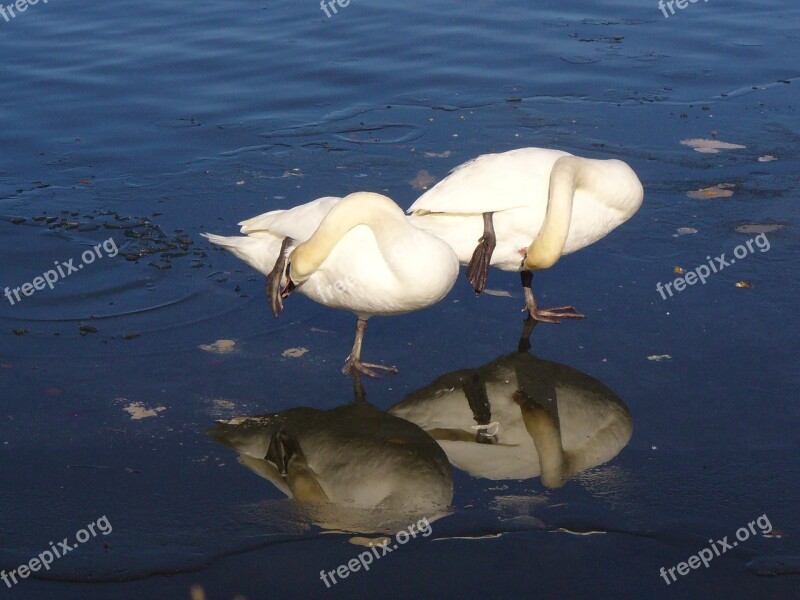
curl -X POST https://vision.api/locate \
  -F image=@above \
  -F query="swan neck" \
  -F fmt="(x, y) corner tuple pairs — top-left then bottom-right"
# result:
(290, 193), (403, 280)
(523, 156), (580, 270)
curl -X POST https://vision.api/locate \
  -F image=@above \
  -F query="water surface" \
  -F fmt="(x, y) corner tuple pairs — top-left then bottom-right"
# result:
(0, 1), (798, 598)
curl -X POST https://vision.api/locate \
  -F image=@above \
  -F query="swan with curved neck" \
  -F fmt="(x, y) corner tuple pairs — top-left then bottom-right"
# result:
(287, 192), (419, 285)
(408, 148), (644, 324)
(203, 191), (459, 377)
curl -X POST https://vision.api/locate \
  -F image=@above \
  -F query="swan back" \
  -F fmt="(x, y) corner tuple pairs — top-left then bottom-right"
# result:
(285, 192), (459, 316)
(408, 148), (571, 215)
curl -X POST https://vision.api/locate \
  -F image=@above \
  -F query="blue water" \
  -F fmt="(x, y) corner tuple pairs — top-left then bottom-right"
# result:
(0, 0), (798, 598)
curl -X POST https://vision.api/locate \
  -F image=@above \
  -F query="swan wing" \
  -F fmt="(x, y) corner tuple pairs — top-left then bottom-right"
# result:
(408, 148), (571, 215)
(238, 196), (341, 240)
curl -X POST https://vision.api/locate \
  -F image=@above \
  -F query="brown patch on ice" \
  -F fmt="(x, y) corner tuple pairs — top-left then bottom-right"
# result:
(349, 536), (392, 547)
(681, 138), (745, 153)
(735, 224), (784, 234)
(674, 227), (698, 236)
(199, 339), (236, 354)
(123, 401), (166, 420)
(687, 184), (735, 199)
(410, 170), (437, 190)
(282, 347), (309, 358)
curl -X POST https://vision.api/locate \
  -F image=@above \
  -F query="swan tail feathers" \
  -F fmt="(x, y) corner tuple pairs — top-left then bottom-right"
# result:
(201, 232), (281, 276)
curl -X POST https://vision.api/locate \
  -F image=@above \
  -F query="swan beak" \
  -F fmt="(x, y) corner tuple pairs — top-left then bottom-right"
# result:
(280, 263), (297, 298)
(281, 279), (296, 298)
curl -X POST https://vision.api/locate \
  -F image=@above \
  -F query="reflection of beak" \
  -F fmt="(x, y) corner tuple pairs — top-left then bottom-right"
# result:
(472, 421), (500, 444)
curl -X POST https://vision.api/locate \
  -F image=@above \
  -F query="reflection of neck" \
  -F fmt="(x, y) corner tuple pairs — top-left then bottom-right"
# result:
(520, 404), (567, 488)
(286, 455), (329, 502)
(237, 448), (328, 501)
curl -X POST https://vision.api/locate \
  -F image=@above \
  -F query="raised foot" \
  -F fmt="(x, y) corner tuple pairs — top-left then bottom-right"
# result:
(466, 213), (496, 294)
(525, 304), (585, 325)
(342, 357), (399, 379)
(466, 236), (496, 294)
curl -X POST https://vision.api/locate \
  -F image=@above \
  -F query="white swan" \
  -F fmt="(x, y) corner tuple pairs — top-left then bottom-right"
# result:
(407, 148), (644, 323)
(202, 192), (459, 376)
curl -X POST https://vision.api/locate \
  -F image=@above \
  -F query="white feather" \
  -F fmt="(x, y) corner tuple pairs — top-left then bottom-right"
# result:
(408, 147), (643, 272)
(203, 193), (460, 320)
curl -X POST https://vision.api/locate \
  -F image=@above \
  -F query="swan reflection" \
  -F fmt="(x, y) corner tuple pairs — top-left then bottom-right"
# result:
(208, 377), (453, 534)
(389, 333), (632, 488)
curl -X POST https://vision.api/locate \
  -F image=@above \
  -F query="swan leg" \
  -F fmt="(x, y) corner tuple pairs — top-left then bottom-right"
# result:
(342, 318), (398, 378)
(521, 271), (585, 324)
(265, 237), (293, 318)
(466, 212), (496, 294)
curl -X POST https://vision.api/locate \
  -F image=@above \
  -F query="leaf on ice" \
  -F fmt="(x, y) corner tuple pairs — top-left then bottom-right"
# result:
(681, 138), (746, 153)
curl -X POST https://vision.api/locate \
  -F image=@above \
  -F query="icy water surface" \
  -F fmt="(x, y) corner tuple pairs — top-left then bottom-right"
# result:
(0, 0), (798, 598)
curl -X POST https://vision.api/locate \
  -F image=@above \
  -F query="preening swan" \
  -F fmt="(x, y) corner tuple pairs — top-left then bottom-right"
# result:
(408, 148), (644, 323)
(202, 192), (459, 377)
